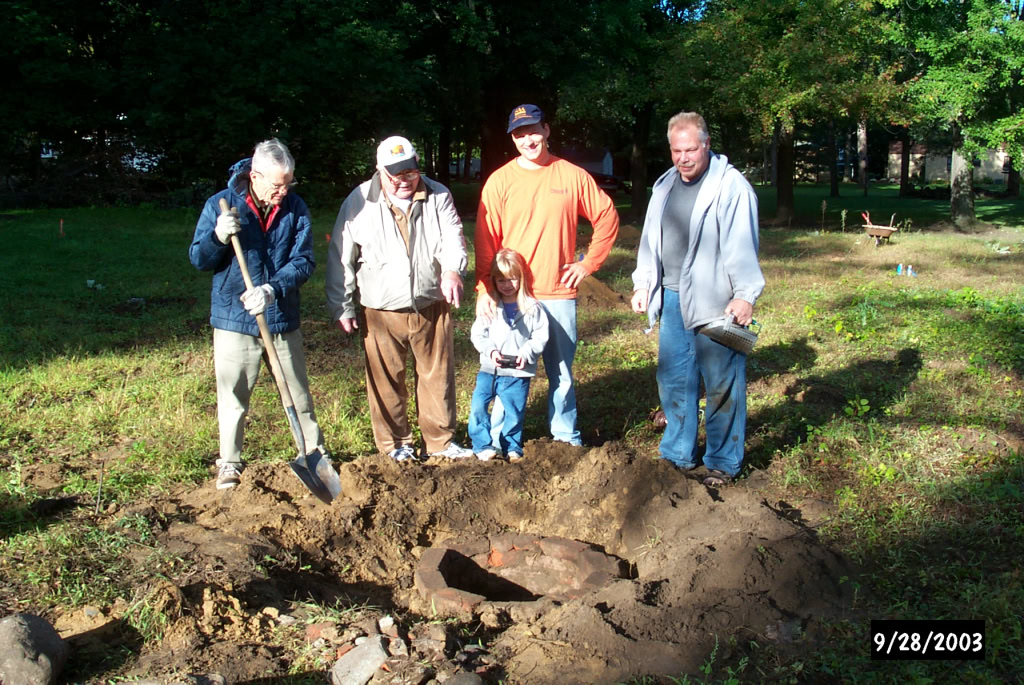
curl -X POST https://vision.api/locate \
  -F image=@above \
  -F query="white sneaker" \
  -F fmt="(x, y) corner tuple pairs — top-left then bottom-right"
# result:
(476, 447), (499, 461)
(216, 462), (242, 489)
(430, 442), (474, 459)
(507, 452), (523, 462)
(388, 444), (417, 462)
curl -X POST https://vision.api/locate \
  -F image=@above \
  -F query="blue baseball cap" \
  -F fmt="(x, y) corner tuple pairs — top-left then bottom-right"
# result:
(507, 104), (544, 133)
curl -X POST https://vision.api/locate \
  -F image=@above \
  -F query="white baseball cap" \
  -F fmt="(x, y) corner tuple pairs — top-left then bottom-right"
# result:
(376, 136), (419, 174)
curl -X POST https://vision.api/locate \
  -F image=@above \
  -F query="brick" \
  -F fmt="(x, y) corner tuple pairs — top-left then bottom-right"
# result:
(431, 588), (484, 616)
(576, 549), (619, 578)
(305, 621), (336, 642)
(487, 548), (506, 567)
(488, 533), (517, 553)
(414, 565), (447, 594)
(449, 537), (489, 557)
(511, 534), (541, 550)
(537, 536), (589, 560)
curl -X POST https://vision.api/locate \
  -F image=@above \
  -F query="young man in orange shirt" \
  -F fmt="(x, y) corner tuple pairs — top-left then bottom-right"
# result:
(475, 104), (620, 447)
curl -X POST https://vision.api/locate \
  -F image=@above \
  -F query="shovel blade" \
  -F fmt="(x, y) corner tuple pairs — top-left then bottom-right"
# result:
(290, 449), (342, 504)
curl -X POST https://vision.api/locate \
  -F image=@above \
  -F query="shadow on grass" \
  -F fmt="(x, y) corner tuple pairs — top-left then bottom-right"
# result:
(745, 347), (923, 471)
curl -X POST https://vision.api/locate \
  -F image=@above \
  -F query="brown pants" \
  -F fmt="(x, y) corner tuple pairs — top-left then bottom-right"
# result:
(362, 301), (456, 454)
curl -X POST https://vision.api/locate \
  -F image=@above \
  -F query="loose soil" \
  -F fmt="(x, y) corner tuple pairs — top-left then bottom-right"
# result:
(45, 440), (856, 684)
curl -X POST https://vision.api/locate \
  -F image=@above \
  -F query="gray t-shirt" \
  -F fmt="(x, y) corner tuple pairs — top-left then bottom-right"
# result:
(661, 170), (707, 291)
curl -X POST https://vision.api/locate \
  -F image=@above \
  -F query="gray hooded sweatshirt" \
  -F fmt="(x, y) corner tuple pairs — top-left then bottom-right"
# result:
(632, 152), (765, 331)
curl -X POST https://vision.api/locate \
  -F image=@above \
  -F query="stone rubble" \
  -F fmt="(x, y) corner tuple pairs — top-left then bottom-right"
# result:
(0, 613), (69, 685)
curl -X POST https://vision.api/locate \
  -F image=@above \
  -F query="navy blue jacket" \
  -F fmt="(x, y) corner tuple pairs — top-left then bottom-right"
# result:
(189, 158), (314, 336)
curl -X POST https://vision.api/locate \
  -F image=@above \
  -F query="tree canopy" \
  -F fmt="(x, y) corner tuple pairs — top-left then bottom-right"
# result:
(3, 0), (1021, 218)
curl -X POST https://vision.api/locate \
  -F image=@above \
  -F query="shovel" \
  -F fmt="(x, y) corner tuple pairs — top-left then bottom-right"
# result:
(218, 198), (342, 504)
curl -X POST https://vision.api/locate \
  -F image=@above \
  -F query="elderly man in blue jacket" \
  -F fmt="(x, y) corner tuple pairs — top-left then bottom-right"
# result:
(631, 112), (765, 487)
(189, 138), (326, 490)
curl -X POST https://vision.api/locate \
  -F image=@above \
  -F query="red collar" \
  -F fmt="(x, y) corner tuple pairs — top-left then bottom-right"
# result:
(245, 194), (281, 233)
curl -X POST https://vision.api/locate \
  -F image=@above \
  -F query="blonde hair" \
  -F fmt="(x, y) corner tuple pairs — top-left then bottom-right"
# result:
(490, 249), (535, 313)
(666, 111), (709, 144)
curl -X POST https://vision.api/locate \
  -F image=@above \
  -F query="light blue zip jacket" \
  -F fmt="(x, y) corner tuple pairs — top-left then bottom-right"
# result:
(632, 152), (765, 331)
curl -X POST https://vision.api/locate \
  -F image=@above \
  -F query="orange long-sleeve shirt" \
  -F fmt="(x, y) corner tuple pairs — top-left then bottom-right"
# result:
(475, 156), (620, 299)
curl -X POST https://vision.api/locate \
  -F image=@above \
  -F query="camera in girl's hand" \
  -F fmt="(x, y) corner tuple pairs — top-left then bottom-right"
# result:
(498, 354), (518, 368)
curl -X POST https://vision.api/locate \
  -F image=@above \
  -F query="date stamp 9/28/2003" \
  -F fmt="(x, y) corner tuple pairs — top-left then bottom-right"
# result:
(871, 620), (985, 660)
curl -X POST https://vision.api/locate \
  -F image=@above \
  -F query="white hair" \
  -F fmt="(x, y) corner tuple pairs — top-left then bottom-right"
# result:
(252, 138), (295, 175)
(666, 112), (709, 144)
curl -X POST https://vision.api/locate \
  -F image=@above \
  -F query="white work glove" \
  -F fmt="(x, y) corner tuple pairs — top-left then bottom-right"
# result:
(215, 208), (241, 244)
(241, 284), (275, 316)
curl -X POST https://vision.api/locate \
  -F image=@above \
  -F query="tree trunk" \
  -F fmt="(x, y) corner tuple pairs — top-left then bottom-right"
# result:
(828, 120), (840, 198)
(776, 125), (795, 224)
(857, 118), (868, 197)
(630, 102), (653, 221)
(845, 129), (855, 181)
(438, 124), (451, 187)
(1007, 157), (1020, 197)
(899, 130), (912, 197)
(770, 122), (779, 186)
(950, 126), (976, 230)
(762, 142), (769, 186)
(422, 139), (436, 179)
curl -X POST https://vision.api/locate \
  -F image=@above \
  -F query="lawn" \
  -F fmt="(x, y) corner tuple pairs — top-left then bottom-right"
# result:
(1, 183), (1022, 682)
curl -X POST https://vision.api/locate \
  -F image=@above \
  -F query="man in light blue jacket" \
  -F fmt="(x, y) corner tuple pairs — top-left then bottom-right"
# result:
(631, 112), (765, 486)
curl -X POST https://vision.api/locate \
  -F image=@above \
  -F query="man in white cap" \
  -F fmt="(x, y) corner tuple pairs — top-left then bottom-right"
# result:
(326, 136), (473, 462)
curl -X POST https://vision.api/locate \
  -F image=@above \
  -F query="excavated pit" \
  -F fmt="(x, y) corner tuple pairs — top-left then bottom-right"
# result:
(414, 534), (629, 615)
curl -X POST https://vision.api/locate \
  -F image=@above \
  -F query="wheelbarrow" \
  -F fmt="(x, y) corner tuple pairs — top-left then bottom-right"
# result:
(861, 211), (898, 247)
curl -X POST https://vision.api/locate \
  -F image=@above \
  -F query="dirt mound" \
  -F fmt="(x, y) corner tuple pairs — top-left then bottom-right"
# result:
(91, 441), (853, 683)
(577, 277), (629, 310)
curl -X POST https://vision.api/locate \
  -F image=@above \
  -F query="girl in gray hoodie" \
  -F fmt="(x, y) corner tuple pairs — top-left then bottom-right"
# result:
(468, 249), (550, 460)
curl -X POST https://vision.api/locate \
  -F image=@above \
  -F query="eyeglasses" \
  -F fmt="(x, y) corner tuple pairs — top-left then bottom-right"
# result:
(253, 170), (297, 191)
(386, 169), (420, 184)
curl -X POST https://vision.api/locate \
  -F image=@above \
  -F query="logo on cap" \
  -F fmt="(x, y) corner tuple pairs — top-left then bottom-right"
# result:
(391, 144), (405, 156)
(513, 107), (528, 120)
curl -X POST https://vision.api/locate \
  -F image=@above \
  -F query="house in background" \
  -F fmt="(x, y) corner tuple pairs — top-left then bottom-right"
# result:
(887, 141), (1010, 184)
(558, 147), (614, 176)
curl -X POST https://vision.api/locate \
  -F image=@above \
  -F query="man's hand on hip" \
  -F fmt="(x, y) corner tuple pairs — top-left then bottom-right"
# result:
(475, 291), (496, 321)
(337, 317), (358, 334)
(440, 271), (463, 308)
(725, 299), (754, 326)
(631, 289), (648, 314)
(559, 262), (590, 289)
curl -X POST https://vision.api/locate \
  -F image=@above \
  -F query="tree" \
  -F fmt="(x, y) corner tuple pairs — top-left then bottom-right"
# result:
(692, 0), (900, 223)
(558, 1), (697, 219)
(888, 0), (1024, 227)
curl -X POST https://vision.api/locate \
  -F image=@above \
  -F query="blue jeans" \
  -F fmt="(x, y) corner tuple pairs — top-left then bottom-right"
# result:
(540, 299), (581, 444)
(469, 371), (530, 454)
(657, 288), (747, 476)
(491, 299), (581, 445)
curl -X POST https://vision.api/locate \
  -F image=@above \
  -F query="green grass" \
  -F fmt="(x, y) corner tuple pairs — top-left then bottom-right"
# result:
(753, 182), (1024, 229)
(2, 186), (1023, 681)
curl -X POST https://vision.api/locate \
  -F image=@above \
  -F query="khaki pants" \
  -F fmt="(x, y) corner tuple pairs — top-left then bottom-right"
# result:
(213, 328), (323, 465)
(362, 301), (456, 454)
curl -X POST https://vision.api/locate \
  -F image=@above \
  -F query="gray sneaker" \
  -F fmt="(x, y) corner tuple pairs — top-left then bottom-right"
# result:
(430, 442), (474, 459)
(388, 444), (417, 462)
(216, 462), (242, 489)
